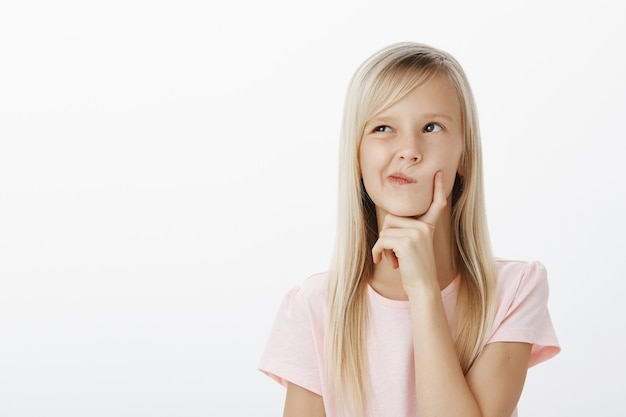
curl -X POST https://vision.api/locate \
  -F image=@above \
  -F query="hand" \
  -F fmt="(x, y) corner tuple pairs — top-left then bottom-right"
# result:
(371, 171), (448, 293)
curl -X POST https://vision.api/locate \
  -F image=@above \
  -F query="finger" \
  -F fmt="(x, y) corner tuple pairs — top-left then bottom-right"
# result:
(372, 239), (387, 265)
(372, 237), (400, 268)
(372, 244), (383, 264)
(418, 170), (447, 227)
(380, 213), (421, 231)
(384, 249), (399, 269)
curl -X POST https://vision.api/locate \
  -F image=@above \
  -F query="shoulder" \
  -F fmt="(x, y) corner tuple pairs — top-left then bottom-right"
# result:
(489, 258), (560, 366)
(290, 272), (329, 304)
(495, 257), (547, 278)
(279, 272), (329, 321)
(494, 258), (549, 302)
(298, 272), (329, 295)
(259, 273), (330, 393)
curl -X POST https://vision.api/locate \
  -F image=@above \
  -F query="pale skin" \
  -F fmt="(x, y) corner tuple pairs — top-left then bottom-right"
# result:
(283, 75), (531, 417)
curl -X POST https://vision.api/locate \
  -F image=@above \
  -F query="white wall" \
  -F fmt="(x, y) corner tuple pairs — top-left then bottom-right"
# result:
(1, 1), (624, 415)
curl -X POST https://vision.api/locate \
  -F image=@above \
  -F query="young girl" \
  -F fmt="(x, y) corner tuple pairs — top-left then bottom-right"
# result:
(259, 42), (560, 417)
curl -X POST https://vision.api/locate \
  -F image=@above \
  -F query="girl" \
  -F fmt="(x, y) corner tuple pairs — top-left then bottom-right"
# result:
(259, 42), (560, 417)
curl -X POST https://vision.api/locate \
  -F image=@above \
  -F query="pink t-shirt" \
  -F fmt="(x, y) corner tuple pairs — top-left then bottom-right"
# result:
(259, 259), (560, 416)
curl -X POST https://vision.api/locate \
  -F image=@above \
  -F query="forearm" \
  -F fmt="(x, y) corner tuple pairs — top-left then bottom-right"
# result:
(409, 287), (482, 417)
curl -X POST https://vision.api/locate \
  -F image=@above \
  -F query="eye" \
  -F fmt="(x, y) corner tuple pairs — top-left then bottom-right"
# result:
(373, 125), (392, 133)
(424, 123), (443, 133)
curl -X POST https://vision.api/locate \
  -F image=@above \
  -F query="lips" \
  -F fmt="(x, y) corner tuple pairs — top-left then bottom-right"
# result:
(387, 172), (416, 185)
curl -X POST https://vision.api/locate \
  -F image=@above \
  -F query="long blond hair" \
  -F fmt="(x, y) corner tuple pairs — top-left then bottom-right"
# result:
(325, 42), (497, 416)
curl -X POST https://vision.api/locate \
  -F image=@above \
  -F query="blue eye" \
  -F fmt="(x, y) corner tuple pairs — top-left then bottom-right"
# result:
(424, 123), (443, 133)
(373, 125), (392, 133)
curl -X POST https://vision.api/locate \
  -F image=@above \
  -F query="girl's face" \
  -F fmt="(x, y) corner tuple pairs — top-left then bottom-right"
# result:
(359, 74), (464, 219)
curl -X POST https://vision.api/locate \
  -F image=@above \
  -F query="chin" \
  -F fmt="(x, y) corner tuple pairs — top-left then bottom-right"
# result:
(397, 210), (427, 218)
(385, 204), (429, 218)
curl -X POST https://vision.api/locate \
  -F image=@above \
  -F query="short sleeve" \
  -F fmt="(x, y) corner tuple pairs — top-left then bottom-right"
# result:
(258, 285), (324, 395)
(488, 261), (561, 367)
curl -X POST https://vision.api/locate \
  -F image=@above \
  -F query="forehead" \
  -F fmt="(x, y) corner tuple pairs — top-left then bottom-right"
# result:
(372, 73), (462, 121)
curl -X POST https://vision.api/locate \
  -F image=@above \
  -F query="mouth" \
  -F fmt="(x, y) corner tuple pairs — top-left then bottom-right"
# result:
(387, 172), (416, 185)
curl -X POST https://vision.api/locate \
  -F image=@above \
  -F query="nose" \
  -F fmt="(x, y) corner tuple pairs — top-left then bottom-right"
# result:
(398, 132), (422, 163)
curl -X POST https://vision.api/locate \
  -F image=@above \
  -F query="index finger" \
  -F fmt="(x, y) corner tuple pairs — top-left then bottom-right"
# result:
(418, 170), (447, 227)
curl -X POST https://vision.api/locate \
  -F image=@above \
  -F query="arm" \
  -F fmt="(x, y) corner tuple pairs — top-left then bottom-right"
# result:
(372, 172), (531, 416)
(466, 342), (531, 416)
(408, 285), (531, 417)
(284, 382), (326, 417)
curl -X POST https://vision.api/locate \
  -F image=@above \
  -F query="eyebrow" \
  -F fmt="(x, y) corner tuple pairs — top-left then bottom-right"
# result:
(364, 117), (395, 127)
(419, 113), (454, 121)
(365, 113), (455, 127)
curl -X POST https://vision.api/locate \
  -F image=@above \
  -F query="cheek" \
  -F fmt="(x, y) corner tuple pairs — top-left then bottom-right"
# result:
(444, 172), (458, 196)
(358, 144), (380, 178)
(357, 143), (366, 177)
(439, 150), (463, 194)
